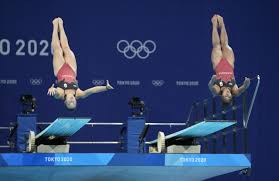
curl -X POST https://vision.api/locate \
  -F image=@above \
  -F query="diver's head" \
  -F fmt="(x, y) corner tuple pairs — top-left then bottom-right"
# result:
(221, 87), (233, 104)
(64, 93), (77, 110)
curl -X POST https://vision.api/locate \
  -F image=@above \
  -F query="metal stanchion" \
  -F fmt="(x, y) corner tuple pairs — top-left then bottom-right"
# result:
(203, 100), (208, 120)
(212, 134), (217, 153)
(222, 132), (227, 153)
(203, 138), (208, 153)
(212, 97), (217, 119)
(232, 97), (237, 120)
(233, 127), (237, 153)
(221, 104), (227, 120)
(244, 128), (248, 153)
(242, 91), (248, 153)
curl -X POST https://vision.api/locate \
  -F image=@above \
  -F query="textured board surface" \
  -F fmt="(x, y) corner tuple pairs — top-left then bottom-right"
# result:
(36, 118), (91, 139)
(149, 120), (237, 144)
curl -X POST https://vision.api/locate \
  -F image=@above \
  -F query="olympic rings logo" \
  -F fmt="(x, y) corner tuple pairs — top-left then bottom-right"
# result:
(92, 80), (105, 86)
(30, 78), (42, 85)
(152, 80), (165, 87)
(117, 40), (156, 59)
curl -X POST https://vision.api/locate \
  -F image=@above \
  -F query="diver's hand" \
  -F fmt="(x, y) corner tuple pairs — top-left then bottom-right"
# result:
(106, 80), (114, 90)
(211, 75), (217, 81)
(47, 84), (56, 96)
(209, 75), (217, 86)
(243, 77), (251, 89)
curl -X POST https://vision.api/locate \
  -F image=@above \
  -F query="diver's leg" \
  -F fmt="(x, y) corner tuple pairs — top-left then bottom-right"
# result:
(52, 18), (65, 76)
(58, 18), (77, 75)
(218, 15), (235, 68)
(211, 15), (223, 70)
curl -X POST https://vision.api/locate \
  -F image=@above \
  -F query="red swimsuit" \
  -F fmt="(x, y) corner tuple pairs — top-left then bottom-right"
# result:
(215, 58), (234, 83)
(57, 63), (76, 83)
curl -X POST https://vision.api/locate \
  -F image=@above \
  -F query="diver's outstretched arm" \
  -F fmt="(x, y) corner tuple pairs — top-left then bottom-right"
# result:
(232, 78), (251, 97)
(77, 80), (114, 99)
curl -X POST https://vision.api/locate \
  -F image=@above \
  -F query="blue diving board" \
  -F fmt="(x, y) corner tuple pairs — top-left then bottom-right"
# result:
(36, 118), (91, 139)
(149, 120), (237, 144)
(0, 153), (251, 181)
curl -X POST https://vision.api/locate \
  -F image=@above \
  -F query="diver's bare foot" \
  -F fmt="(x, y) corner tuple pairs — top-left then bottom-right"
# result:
(52, 18), (59, 32)
(211, 15), (218, 27)
(57, 17), (63, 26)
(52, 18), (59, 26)
(217, 15), (224, 28)
(106, 80), (114, 90)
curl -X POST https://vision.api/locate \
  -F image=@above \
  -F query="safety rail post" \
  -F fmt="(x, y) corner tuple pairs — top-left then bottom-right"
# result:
(212, 97), (217, 119)
(233, 127), (237, 153)
(242, 91), (248, 153)
(194, 102), (199, 124)
(203, 138), (208, 153)
(232, 97), (237, 120)
(212, 134), (217, 153)
(221, 103), (227, 120)
(221, 109), (226, 120)
(203, 100), (208, 120)
(222, 132), (227, 153)
(244, 128), (248, 153)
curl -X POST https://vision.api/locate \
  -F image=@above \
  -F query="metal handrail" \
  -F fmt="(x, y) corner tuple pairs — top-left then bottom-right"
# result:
(185, 75), (260, 128)
(244, 75), (260, 128)
(67, 141), (120, 144)
(36, 122), (186, 126)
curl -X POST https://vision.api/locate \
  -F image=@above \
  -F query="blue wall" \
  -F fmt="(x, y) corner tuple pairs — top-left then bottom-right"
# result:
(0, 0), (278, 180)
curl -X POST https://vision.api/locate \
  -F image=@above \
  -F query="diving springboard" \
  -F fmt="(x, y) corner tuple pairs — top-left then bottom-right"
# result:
(149, 120), (237, 144)
(35, 117), (91, 139)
